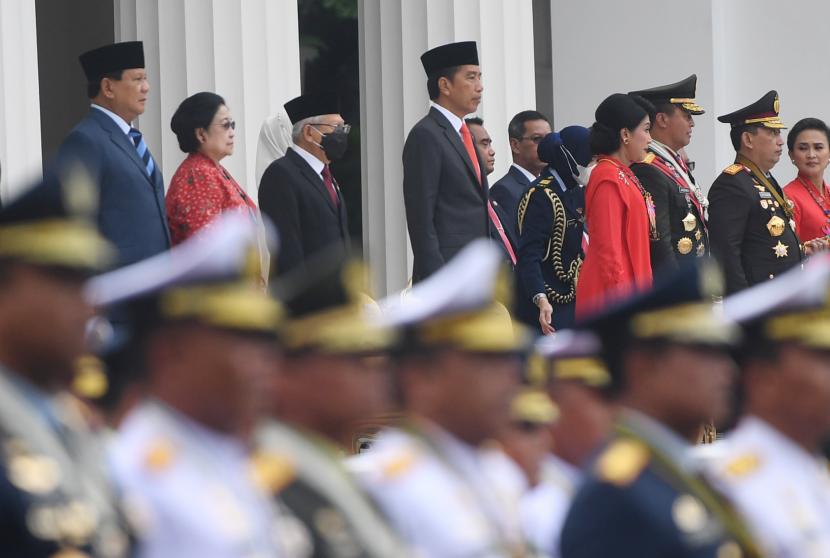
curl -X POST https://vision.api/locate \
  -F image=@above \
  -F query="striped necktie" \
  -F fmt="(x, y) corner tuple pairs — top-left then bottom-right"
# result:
(128, 128), (156, 177)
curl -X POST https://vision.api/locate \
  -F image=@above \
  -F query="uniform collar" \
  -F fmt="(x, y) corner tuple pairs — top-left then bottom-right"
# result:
(737, 415), (826, 471)
(618, 407), (700, 473)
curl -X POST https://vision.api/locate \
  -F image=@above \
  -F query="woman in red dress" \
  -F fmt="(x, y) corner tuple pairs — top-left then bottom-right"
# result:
(782, 118), (830, 251)
(575, 93), (656, 320)
(167, 92), (260, 244)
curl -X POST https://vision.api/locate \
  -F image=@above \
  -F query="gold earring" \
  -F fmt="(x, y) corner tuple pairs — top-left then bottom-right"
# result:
(624, 138), (630, 145)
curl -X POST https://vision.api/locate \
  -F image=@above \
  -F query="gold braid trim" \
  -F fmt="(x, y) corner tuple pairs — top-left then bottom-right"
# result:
(517, 181), (582, 306)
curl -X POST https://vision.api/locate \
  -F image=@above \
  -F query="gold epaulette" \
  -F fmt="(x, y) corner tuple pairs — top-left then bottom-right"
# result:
(536, 177), (554, 188)
(595, 439), (650, 487)
(143, 439), (177, 472)
(723, 453), (761, 478)
(381, 450), (418, 479)
(642, 153), (656, 164)
(723, 164), (744, 176)
(250, 451), (296, 493)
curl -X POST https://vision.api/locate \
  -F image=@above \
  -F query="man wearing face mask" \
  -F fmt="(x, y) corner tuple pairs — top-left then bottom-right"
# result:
(629, 76), (709, 275)
(259, 93), (351, 276)
(516, 126), (591, 334)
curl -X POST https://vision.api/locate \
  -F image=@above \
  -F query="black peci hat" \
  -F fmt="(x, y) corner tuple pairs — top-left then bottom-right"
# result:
(79, 41), (145, 82)
(420, 41), (479, 76)
(283, 93), (341, 124)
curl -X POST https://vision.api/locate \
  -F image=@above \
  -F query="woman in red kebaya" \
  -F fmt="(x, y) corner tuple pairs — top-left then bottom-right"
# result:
(575, 93), (655, 319)
(783, 118), (830, 252)
(167, 92), (270, 283)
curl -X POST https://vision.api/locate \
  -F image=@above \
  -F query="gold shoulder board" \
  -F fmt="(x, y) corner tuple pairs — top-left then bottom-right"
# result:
(643, 153), (656, 164)
(250, 451), (297, 493)
(595, 438), (650, 487)
(723, 164), (744, 176)
(537, 178), (553, 188)
(723, 453), (761, 478)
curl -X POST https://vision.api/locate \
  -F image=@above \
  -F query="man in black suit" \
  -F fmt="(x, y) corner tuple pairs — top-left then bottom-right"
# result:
(403, 41), (515, 282)
(490, 110), (551, 240)
(258, 93), (350, 276)
(708, 91), (802, 294)
(629, 75), (709, 275)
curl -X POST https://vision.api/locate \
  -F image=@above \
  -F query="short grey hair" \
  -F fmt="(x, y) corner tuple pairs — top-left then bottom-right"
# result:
(292, 116), (323, 142)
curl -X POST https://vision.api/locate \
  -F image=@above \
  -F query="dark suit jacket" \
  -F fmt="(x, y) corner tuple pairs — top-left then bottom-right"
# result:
(490, 165), (532, 241)
(403, 107), (490, 282)
(57, 108), (170, 267)
(631, 157), (707, 276)
(708, 164), (802, 294)
(258, 147), (349, 276)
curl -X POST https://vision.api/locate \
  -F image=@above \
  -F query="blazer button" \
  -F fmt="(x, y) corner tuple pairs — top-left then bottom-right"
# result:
(769, 274), (775, 279)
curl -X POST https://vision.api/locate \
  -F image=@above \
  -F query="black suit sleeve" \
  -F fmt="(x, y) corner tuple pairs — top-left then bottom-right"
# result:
(258, 163), (304, 275)
(632, 164), (675, 272)
(708, 175), (752, 294)
(402, 125), (445, 278)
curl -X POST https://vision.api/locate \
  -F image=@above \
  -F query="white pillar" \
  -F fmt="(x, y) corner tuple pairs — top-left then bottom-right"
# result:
(0, 0), (42, 201)
(359, 0), (536, 296)
(114, 0), (301, 198)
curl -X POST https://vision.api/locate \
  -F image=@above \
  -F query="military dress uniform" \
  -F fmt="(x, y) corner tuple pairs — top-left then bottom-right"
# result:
(516, 168), (585, 330)
(630, 75), (709, 273)
(0, 169), (131, 557)
(708, 91), (802, 294)
(89, 214), (293, 558)
(560, 261), (763, 558)
(353, 240), (538, 558)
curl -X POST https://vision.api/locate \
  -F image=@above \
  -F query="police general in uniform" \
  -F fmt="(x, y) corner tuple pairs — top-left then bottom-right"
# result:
(255, 250), (410, 558)
(559, 261), (762, 558)
(716, 257), (830, 557)
(708, 90), (802, 294)
(629, 75), (709, 273)
(0, 167), (130, 557)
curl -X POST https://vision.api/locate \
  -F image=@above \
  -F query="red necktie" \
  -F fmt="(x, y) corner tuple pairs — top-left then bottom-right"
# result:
(460, 123), (517, 265)
(322, 165), (339, 208)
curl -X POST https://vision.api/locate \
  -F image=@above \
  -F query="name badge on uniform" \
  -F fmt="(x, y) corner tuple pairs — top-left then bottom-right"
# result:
(758, 191), (773, 199)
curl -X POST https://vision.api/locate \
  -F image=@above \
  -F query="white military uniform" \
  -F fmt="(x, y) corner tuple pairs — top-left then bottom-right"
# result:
(519, 456), (580, 558)
(711, 415), (830, 558)
(110, 400), (287, 558)
(350, 422), (534, 558)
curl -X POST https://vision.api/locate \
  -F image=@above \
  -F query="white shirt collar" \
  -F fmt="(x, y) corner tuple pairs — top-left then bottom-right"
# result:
(511, 163), (537, 183)
(430, 101), (464, 135)
(739, 415), (825, 471)
(91, 103), (131, 135)
(291, 144), (325, 177)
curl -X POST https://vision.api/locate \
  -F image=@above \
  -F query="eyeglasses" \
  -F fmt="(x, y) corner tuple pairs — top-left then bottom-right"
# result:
(519, 135), (546, 144)
(312, 123), (351, 134)
(217, 120), (236, 130)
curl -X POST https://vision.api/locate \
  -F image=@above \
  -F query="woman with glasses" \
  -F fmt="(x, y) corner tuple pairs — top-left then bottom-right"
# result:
(167, 92), (270, 283)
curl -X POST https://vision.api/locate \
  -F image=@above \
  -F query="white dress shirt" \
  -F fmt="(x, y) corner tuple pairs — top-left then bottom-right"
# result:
(290, 144), (325, 179)
(91, 103), (131, 135)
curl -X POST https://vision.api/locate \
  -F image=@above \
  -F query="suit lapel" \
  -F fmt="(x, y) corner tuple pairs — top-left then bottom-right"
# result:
(89, 109), (154, 185)
(288, 149), (338, 217)
(429, 108), (482, 194)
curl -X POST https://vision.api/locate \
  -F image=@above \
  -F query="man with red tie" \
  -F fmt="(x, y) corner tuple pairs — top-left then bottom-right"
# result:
(403, 41), (516, 282)
(259, 93), (351, 276)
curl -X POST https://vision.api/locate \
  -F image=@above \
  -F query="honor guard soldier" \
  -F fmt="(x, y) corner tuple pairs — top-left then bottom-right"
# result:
(254, 250), (411, 558)
(559, 261), (763, 558)
(351, 240), (539, 557)
(715, 256), (830, 556)
(629, 75), (709, 272)
(708, 90), (802, 294)
(516, 127), (591, 334)
(88, 214), (295, 558)
(0, 167), (131, 557)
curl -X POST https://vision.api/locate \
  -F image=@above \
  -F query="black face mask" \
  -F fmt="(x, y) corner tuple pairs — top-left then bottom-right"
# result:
(317, 128), (349, 161)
